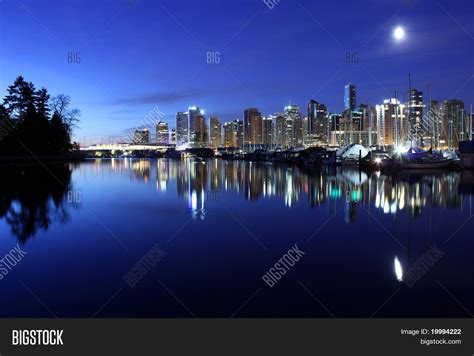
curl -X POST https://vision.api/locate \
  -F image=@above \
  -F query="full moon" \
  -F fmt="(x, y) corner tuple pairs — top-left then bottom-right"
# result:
(393, 26), (405, 40)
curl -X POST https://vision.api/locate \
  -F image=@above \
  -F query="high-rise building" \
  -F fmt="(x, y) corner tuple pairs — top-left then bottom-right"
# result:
(376, 98), (407, 146)
(284, 105), (303, 147)
(408, 89), (424, 146)
(306, 100), (327, 145)
(189, 107), (207, 148)
(358, 104), (376, 132)
(329, 114), (341, 132)
(262, 117), (273, 146)
(244, 108), (262, 146)
(328, 114), (341, 146)
(132, 128), (150, 144)
(209, 116), (221, 148)
(250, 115), (263, 145)
(302, 116), (309, 142)
(352, 109), (364, 131)
(344, 84), (356, 110)
(274, 114), (286, 147)
(236, 119), (244, 147)
(307, 99), (318, 144)
(351, 108), (365, 145)
(316, 103), (328, 145)
(156, 121), (169, 145)
(170, 128), (177, 145)
(341, 107), (364, 145)
(443, 99), (465, 148)
(425, 100), (443, 149)
(223, 121), (238, 148)
(176, 112), (189, 145)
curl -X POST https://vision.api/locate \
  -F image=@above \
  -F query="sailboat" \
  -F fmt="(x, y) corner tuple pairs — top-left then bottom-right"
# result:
(401, 78), (454, 169)
(401, 147), (453, 169)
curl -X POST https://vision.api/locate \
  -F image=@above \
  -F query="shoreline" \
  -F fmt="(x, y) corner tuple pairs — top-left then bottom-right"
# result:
(0, 154), (87, 164)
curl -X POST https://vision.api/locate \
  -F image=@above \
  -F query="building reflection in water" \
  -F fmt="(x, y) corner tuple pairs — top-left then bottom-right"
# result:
(156, 159), (169, 192)
(88, 158), (472, 223)
(131, 159), (150, 184)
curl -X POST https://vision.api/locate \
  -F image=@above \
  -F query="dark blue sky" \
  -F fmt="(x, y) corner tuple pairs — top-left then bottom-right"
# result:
(1, 0), (473, 144)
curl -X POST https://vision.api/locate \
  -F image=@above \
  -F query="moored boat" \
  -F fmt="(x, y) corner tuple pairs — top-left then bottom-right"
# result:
(359, 154), (392, 170)
(401, 158), (453, 169)
(400, 146), (455, 169)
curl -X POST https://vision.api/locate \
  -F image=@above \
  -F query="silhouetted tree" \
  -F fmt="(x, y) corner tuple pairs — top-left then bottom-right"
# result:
(49, 111), (71, 153)
(3, 76), (36, 118)
(0, 104), (11, 133)
(0, 76), (79, 156)
(51, 94), (80, 133)
(0, 104), (18, 154)
(0, 104), (8, 119)
(71, 141), (81, 151)
(16, 103), (50, 154)
(35, 87), (50, 117)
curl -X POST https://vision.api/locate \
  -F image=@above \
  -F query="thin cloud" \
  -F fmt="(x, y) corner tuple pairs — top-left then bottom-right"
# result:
(111, 89), (201, 105)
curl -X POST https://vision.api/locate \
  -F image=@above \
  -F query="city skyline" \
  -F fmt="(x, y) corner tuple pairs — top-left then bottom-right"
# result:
(126, 82), (472, 150)
(1, 0), (473, 144)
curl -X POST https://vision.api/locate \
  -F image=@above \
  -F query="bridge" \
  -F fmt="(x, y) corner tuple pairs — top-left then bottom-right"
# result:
(81, 143), (174, 152)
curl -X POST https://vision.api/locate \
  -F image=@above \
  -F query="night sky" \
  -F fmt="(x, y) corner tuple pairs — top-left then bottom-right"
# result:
(1, 0), (473, 144)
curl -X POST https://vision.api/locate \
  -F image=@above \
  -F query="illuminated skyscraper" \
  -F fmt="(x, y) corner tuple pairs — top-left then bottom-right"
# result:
(316, 103), (328, 145)
(427, 100), (443, 149)
(344, 84), (356, 110)
(307, 99), (318, 144)
(156, 121), (169, 145)
(170, 128), (176, 145)
(236, 119), (244, 147)
(176, 111), (189, 145)
(274, 114), (286, 147)
(132, 128), (150, 144)
(250, 116), (263, 145)
(209, 116), (221, 148)
(262, 117), (273, 146)
(306, 100), (328, 145)
(408, 89), (424, 146)
(352, 109), (364, 132)
(285, 105), (303, 147)
(329, 114), (341, 132)
(223, 121), (238, 147)
(189, 107), (207, 148)
(443, 99), (465, 148)
(376, 98), (407, 146)
(244, 108), (262, 146)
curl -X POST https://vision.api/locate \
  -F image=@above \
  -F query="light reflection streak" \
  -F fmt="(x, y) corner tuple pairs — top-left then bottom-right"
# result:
(86, 159), (470, 223)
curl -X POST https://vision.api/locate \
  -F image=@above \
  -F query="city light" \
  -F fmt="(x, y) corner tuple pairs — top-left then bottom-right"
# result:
(80, 83), (469, 158)
(395, 146), (409, 155)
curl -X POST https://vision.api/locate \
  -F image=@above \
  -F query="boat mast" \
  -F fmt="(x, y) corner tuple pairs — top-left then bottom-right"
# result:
(449, 108), (453, 150)
(326, 108), (330, 147)
(368, 102), (372, 147)
(429, 84), (434, 149)
(350, 110), (353, 145)
(408, 73), (413, 147)
(470, 104), (473, 141)
(394, 91), (399, 147)
(436, 99), (440, 150)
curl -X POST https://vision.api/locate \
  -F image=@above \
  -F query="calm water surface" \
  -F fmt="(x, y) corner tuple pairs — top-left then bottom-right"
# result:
(1, 158), (473, 317)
